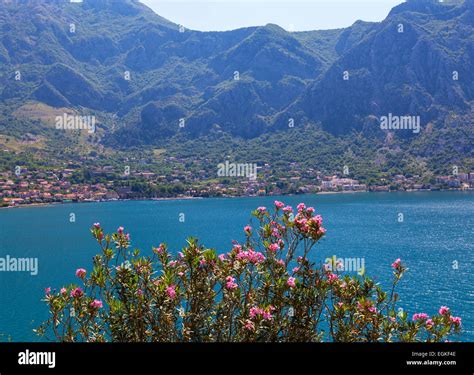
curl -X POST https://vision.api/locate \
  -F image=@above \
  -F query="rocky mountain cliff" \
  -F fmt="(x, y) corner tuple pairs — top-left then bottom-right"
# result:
(0, 0), (472, 147)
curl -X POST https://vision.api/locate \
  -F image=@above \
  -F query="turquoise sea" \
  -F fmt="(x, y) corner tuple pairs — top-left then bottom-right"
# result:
(0, 191), (472, 341)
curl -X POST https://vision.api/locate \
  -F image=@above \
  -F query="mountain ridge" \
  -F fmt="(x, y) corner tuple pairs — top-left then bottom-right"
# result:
(0, 0), (472, 172)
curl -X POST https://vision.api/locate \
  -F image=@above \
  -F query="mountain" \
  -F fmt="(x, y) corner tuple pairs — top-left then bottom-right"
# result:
(0, 0), (472, 178)
(287, 0), (474, 135)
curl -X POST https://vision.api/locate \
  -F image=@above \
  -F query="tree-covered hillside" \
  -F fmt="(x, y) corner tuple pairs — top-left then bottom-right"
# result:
(0, 0), (472, 185)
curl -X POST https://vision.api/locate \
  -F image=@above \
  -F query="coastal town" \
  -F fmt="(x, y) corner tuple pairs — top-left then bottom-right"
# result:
(1, 163), (473, 207)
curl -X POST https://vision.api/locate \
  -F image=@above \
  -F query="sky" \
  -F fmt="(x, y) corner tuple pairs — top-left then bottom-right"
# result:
(140, 0), (404, 32)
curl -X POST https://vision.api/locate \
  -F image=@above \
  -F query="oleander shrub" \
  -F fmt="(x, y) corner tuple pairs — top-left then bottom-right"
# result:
(37, 201), (461, 342)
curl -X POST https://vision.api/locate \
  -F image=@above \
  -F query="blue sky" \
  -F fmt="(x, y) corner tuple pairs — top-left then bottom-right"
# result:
(140, 0), (404, 31)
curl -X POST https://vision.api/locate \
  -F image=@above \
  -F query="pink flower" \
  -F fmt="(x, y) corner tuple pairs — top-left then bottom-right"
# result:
(391, 258), (401, 270)
(257, 206), (267, 213)
(450, 316), (461, 326)
(283, 206), (293, 214)
(44, 287), (51, 295)
(90, 299), (103, 309)
(250, 307), (261, 319)
(225, 276), (238, 290)
(268, 243), (279, 253)
(292, 267), (300, 273)
(287, 277), (296, 288)
(412, 313), (429, 321)
(250, 306), (275, 320)
(93, 223), (101, 229)
(271, 228), (281, 238)
(60, 287), (67, 295)
(327, 273), (339, 283)
(313, 215), (323, 226)
(236, 249), (266, 264)
(75, 268), (86, 279)
(244, 320), (255, 331)
(166, 285), (176, 299)
(426, 319), (434, 327)
(274, 201), (285, 209)
(117, 226), (124, 234)
(249, 306), (274, 320)
(262, 311), (273, 321)
(244, 225), (252, 234)
(70, 287), (83, 298)
(218, 254), (226, 261)
(306, 207), (315, 214)
(199, 258), (207, 266)
(263, 306), (275, 320)
(277, 259), (285, 267)
(439, 306), (450, 316)
(297, 203), (306, 212)
(153, 244), (166, 254)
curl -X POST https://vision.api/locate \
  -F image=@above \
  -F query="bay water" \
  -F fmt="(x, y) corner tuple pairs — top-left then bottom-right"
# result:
(0, 191), (472, 341)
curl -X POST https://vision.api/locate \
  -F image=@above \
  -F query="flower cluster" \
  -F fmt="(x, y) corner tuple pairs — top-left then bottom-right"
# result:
(235, 248), (266, 264)
(249, 306), (275, 321)
(37, 202), (461, 343)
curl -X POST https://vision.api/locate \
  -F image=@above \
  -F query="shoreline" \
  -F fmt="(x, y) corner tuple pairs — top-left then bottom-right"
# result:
(1, 188), (472, 210)
(0, 196), (203, 210)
